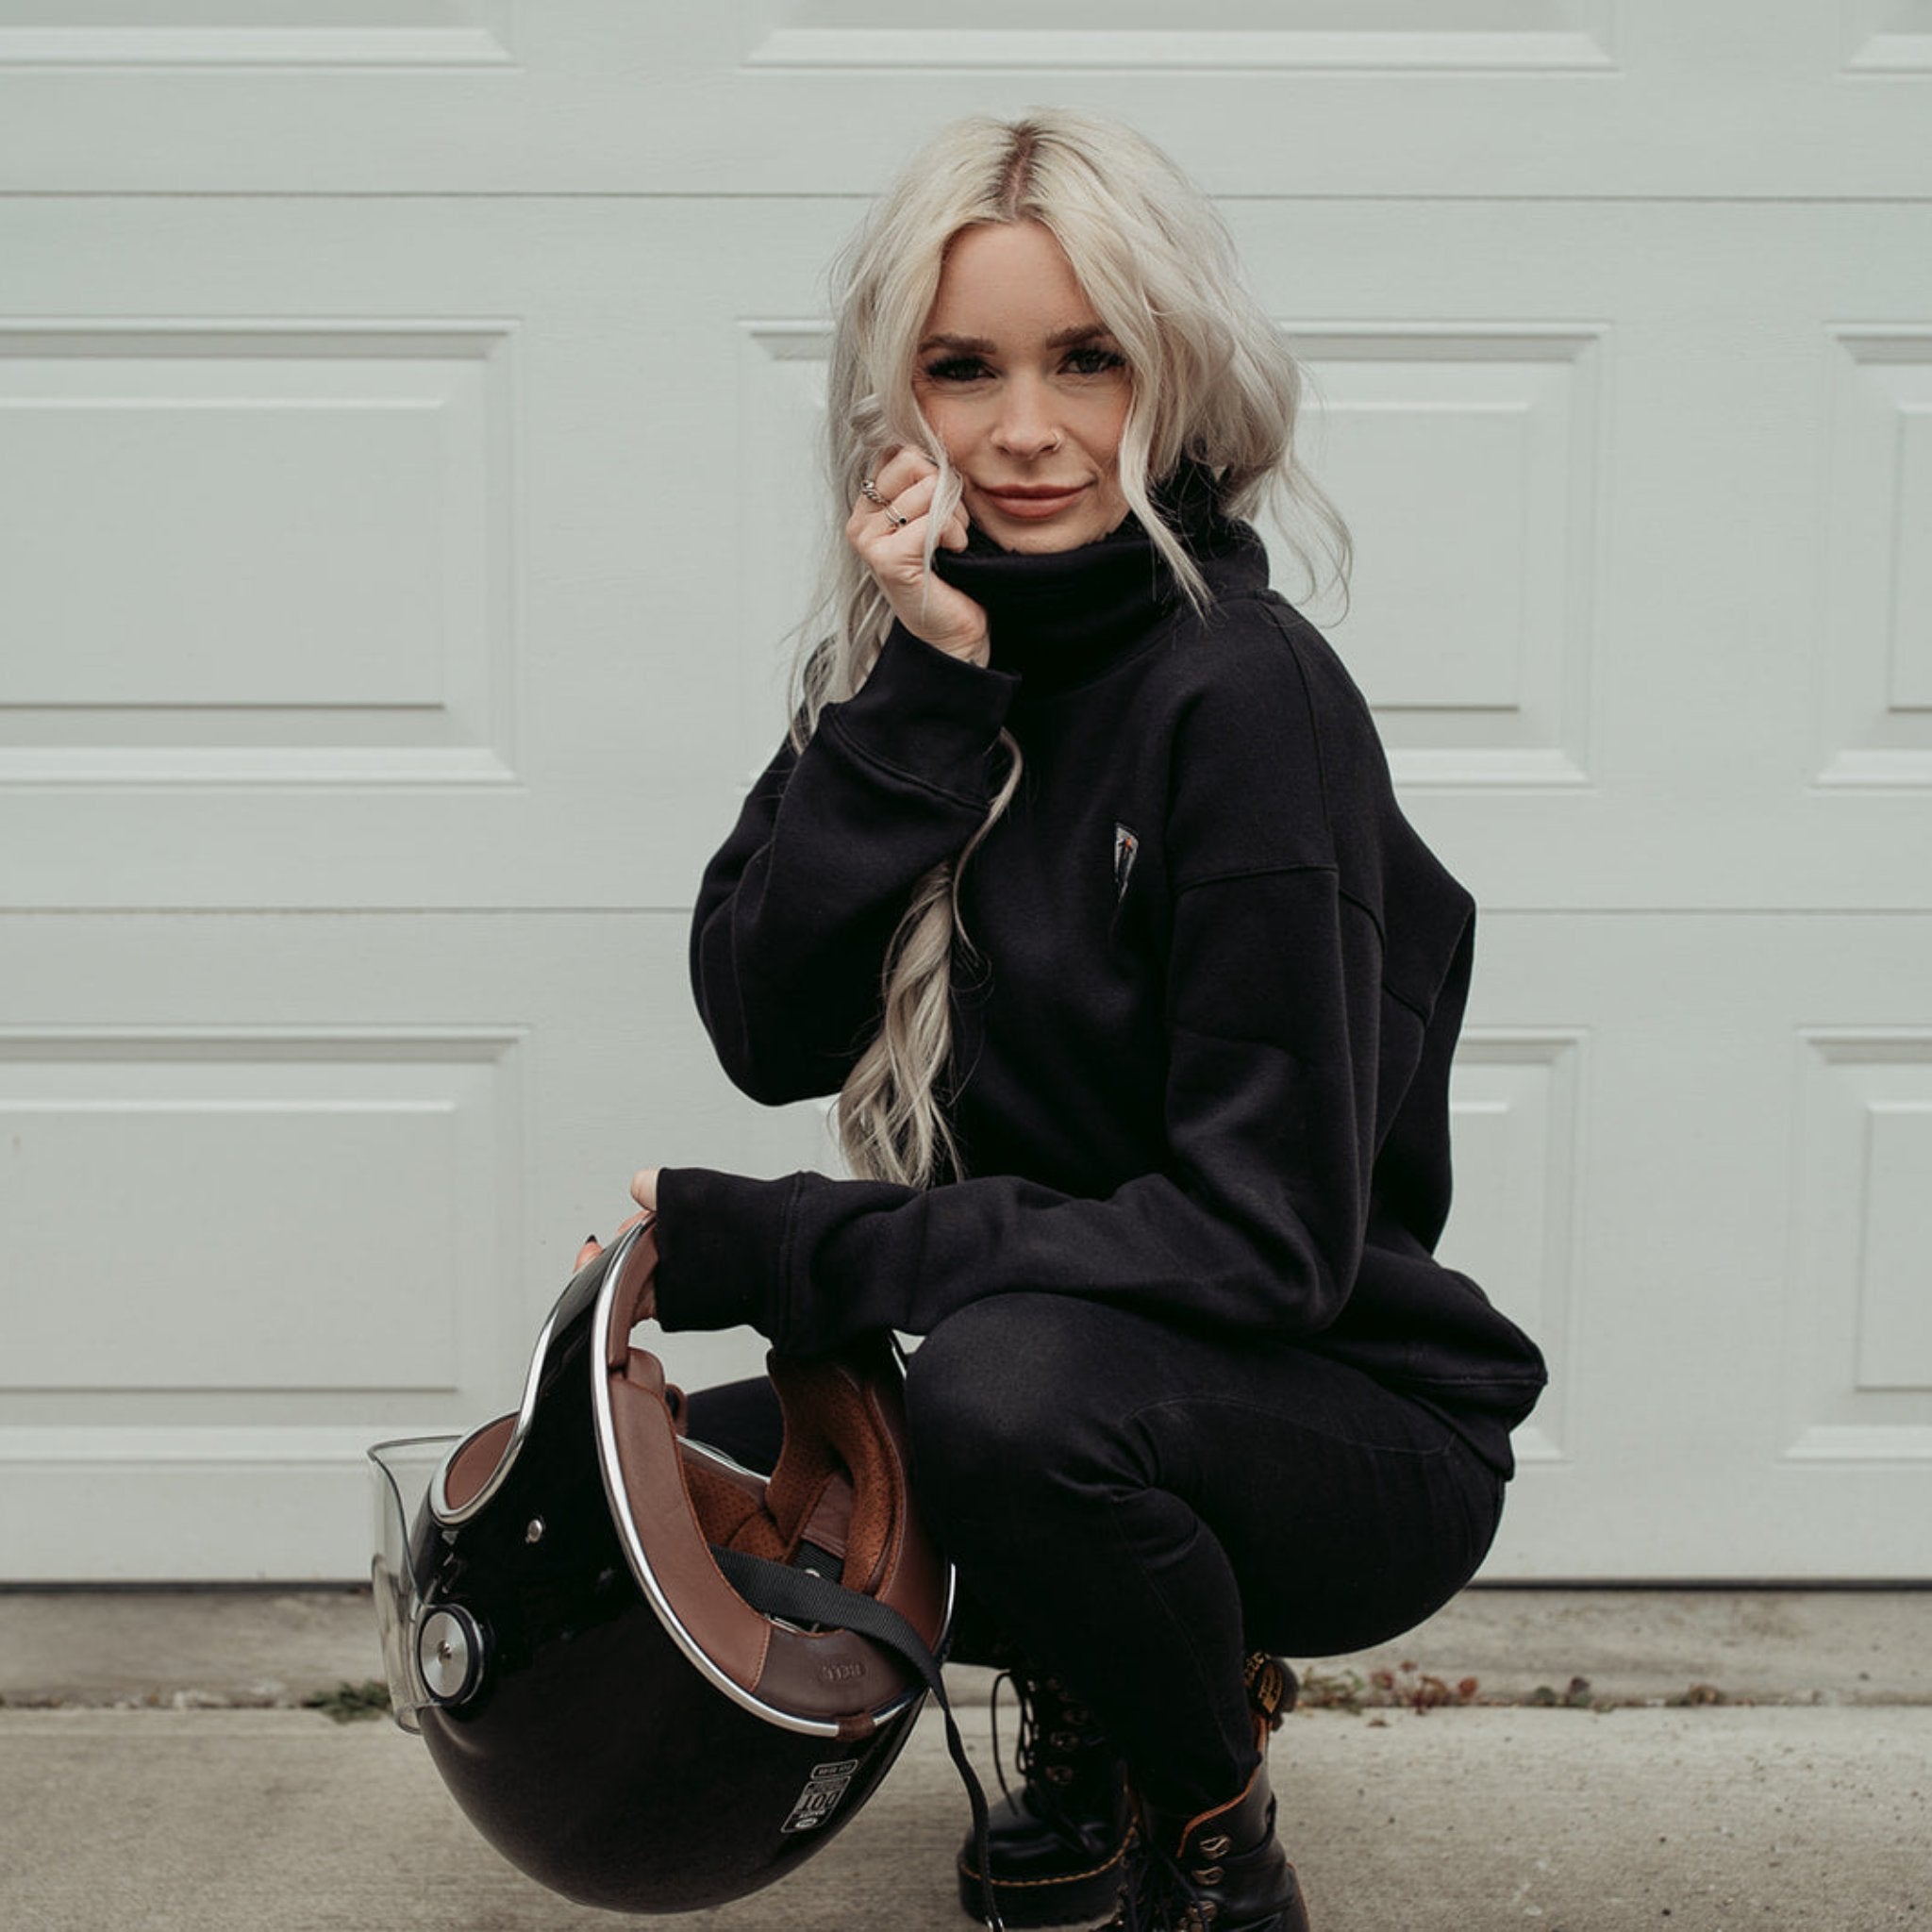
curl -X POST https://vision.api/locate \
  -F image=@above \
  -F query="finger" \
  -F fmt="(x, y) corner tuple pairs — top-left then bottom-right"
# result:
(854, 454), (895, 513)
(853, 475), (938, 564)
(890, 472), (971, 554)
(880, 469), (942, 530)
(628, 1167), (658, 1210)
(849, 464), (928, 540)
(872, 447), (940, 501)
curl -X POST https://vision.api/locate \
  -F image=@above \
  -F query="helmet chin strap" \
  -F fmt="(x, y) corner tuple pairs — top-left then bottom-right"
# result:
(711, 1545), (1006, 1932)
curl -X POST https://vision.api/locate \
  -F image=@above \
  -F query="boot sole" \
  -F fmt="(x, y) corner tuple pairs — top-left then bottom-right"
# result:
(956, 1843), (1130, 1927)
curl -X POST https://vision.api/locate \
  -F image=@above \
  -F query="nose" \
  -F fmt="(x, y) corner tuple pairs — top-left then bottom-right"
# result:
(992, 376), (1061, 458)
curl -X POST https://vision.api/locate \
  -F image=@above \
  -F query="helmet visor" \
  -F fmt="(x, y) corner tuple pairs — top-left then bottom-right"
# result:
(366, 1434), (462, 1733)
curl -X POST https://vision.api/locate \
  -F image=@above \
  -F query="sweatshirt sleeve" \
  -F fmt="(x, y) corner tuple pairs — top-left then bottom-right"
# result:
(690, 625), (1018, 1104)
(653, 858), (1382, 1350)
(656, 625), (1393, 1350)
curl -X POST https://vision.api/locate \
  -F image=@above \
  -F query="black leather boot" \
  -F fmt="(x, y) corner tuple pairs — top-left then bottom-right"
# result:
(956, 1666), (1133, 1926)
(1095, 1758), (1312, 1932)
(958, 1654), (1298, 1927)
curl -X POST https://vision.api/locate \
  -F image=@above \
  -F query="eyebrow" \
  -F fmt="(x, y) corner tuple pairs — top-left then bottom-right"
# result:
(918, 324), (1117, 355)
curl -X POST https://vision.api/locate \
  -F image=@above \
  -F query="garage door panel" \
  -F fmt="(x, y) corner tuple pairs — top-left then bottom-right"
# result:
(738, 0), (1619, 75)
(1231, 198), (1932, 912)
(5, 923), (1930, 1579)
(3, 2), (1928, 199)
(1473, 911), (1932, 1579)
(0, 1033), (516, 1397)
(0, 909), (775, 1581)
(0, 1), (519, 68)
(1283, 330), (1600, 788)
(0, 199), (767, 908)
(0, 323), (514, 785)
(6, 195), (1927, 911)
(1821, 330), (1932, 789)
(1443, 1031), (1587, 1474)
(1785, 1032), (1932, 1462)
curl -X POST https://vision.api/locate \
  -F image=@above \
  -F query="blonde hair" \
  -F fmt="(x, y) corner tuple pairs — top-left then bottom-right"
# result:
(793, 108), (1348, 1190)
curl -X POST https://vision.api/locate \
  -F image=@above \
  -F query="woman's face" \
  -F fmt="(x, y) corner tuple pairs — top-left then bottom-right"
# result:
(911, 220), (1132, 554)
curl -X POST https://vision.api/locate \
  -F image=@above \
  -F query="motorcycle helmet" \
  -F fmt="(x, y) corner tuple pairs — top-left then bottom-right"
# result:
(369, 1214), (976, 1917)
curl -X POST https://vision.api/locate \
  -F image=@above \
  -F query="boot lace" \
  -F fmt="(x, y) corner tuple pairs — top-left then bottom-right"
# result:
(988, 1668), (1096, 1810)
(1097, 1652), (1293, 1932)
(1098, 1834), (1221, 1932)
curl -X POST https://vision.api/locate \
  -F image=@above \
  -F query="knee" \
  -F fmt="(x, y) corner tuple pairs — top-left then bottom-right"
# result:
(902, 1294), (1118, 1509)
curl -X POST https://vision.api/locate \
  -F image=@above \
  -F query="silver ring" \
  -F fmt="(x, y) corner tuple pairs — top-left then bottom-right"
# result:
(882, 505), (909, 528)
(860, 477), (888, 507)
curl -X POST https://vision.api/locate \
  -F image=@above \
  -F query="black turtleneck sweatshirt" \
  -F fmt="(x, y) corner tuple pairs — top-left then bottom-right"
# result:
(654, 488), (1546, 1474)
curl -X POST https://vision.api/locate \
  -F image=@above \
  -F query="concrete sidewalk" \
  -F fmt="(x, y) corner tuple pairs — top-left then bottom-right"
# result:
(3, 1589), (1928, 1930)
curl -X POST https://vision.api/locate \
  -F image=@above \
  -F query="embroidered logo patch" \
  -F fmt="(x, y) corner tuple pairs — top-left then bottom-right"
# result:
(1113, 824), (1140, 902)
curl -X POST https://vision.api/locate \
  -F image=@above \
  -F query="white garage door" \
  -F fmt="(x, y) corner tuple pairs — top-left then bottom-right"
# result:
(2, 3), (1928, 1580)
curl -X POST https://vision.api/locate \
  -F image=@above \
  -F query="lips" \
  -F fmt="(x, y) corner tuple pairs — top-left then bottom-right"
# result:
(980, 482), (1089, 521)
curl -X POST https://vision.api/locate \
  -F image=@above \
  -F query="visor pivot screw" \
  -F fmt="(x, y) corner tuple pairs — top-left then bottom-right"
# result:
(525, 1517), (545, 1545)
(416, 1606), (485, 1707)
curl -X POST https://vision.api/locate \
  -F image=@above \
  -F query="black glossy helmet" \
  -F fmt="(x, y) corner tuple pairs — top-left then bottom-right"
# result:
(369, 1215), (958, 1915)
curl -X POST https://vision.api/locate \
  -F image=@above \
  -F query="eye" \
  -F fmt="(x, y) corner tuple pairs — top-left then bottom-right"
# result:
(1064, 344), (1126, 377)
(924, 355), (992, 384)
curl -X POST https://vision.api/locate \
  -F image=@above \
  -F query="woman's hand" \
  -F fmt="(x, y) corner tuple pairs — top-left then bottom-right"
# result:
(570, 1181), (660, 1323)
(847, 448), (989, 666)
(591, 1170), (659, 1324)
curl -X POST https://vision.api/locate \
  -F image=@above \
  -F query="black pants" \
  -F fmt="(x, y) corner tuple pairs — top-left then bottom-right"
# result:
(686, 1292), (1505, 1815)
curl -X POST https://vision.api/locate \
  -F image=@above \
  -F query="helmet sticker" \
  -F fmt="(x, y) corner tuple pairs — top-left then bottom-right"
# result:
(780, 1758), (862, 1835)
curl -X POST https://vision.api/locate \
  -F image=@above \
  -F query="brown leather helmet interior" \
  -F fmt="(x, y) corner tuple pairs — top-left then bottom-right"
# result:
(675, 1353), (900, 1595)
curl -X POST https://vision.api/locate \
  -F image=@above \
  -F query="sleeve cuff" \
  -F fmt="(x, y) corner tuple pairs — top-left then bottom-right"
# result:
(650, 1166), (799, 1340)
(823, 625), (1018, 798)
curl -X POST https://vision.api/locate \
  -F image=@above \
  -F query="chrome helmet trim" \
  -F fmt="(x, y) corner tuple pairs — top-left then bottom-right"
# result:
(590, 1221), (842, 1740)
(427, 1265), (591, 1527)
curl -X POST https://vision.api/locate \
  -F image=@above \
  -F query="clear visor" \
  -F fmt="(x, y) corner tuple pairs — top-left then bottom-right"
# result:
(366, 1435), (460, 1734)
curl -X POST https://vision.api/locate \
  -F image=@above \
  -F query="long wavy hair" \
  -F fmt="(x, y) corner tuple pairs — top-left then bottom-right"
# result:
(793, 109), (1350, 1190)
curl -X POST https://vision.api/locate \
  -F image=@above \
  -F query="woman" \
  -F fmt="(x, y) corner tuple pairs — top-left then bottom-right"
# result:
(629, 111), (1546, 1932)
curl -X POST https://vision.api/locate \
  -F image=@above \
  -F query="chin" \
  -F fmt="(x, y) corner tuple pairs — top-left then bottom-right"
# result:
(977, 504), (1125, 556)
(991, 525), (1100, 555)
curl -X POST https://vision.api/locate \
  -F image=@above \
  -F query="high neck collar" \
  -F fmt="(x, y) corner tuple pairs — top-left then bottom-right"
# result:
(929, 464), (1271, 694)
